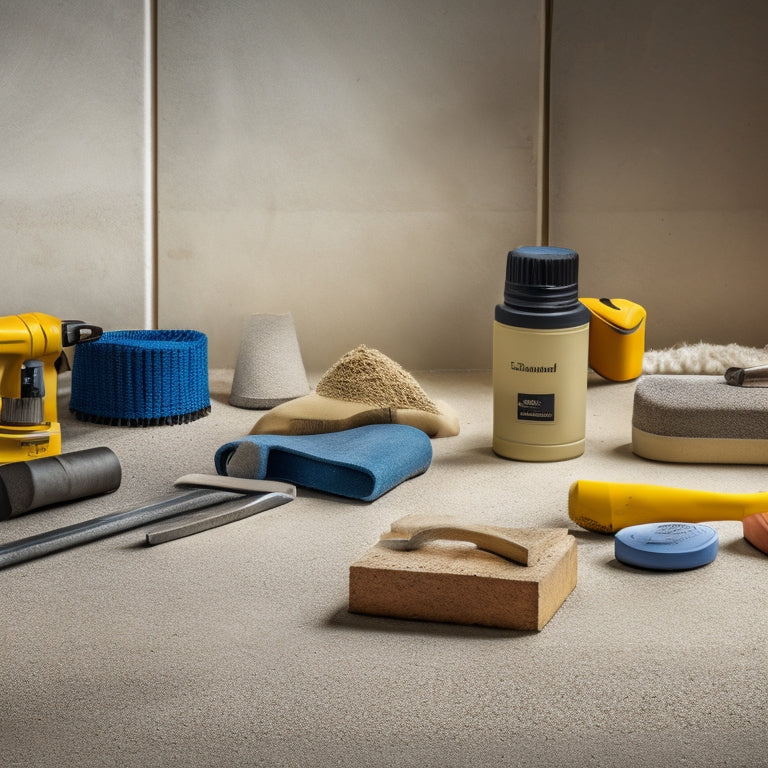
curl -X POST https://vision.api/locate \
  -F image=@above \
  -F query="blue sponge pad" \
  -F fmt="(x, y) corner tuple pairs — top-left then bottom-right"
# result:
(615, 522), (719, 571)
(215, 424), (432, 502)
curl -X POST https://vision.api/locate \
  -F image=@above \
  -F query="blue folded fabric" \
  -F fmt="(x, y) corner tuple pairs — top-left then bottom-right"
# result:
(214, 424), (432, 501)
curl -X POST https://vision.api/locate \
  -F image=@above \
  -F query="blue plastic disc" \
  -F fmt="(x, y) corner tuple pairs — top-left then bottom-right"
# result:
(614, 522), (719, 571)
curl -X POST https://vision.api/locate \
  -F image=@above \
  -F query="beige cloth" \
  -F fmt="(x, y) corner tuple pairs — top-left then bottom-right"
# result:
(251, 345), (460, 438)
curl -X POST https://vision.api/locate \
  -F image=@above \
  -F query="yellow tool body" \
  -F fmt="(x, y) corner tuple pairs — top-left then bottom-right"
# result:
(580, 297), (646, 381)
(569, 479), (767, 534)
(0, 312), (101, 464)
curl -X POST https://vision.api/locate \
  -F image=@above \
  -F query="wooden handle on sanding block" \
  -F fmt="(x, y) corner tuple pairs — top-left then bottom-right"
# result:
(378, 524), (533, 566)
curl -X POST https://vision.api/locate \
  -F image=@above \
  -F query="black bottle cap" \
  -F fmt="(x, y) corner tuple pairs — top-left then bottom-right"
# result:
(496, 246), (591, 329)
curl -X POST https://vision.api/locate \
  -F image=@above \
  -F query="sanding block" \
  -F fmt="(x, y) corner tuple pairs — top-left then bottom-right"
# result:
(632, 375), (768, 464)
(349, 514), (577, 631)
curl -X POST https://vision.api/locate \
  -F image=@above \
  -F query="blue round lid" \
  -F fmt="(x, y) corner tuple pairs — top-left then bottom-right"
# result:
(615, 522), (719, 571)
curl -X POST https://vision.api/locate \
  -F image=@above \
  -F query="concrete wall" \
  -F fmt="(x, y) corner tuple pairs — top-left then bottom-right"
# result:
(1, 0), (149, 330)
(550, 0), (768, 350)
(2, 1), (766, 370)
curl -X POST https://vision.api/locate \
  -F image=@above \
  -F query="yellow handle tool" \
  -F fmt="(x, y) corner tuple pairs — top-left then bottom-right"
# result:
(568, 479), (768, 534)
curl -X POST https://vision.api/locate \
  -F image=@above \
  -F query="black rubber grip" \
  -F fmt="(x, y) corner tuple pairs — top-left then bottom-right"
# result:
(0, 447), (122, 520)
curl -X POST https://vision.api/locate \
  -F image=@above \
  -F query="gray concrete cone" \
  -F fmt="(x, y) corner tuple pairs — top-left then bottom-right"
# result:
(229, 313), (310, 409)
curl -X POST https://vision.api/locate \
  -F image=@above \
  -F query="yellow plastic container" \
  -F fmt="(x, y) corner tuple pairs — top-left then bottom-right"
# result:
(581, 297), (646, 381)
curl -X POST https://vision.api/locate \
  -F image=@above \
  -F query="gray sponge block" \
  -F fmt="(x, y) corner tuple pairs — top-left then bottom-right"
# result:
(632, 375), (768, 464)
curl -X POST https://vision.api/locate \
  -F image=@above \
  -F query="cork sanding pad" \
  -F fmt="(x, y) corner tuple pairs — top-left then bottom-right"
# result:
(348, 514), (577, 631)
(632, 375), (768, 464)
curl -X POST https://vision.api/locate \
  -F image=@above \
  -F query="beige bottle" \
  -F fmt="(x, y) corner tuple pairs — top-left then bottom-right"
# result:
(492, 246), (591, 461)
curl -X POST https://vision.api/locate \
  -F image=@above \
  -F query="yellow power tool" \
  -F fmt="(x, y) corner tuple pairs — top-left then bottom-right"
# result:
(0, 312), (101, 463)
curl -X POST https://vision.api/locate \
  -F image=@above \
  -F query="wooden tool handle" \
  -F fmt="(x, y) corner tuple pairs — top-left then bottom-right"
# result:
(379, 523), (532, 566)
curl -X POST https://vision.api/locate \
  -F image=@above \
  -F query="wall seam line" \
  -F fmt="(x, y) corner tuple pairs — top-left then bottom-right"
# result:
(537, 0), (553, 246)
(144, 0), (159, 329)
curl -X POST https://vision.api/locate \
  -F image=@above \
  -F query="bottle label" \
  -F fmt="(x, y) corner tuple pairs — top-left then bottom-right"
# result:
(510, 361), (557, 373)
(517, 393), (555, 422)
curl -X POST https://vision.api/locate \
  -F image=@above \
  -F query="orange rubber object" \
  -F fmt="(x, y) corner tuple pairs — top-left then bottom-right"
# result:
(743, 512), (768, 555)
